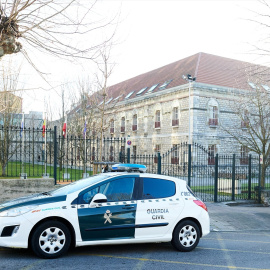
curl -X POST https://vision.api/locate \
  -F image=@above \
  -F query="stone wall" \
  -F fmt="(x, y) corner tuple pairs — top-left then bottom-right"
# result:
(0, 178), (56, 204)
(102, 82), (246, 156)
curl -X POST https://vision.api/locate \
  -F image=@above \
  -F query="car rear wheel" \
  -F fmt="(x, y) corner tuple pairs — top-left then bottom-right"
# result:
(30, 220), (71, 259)
(171, 220), (200, 252)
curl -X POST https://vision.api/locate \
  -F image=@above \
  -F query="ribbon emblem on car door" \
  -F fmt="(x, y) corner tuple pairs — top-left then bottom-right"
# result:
(104, 210), (112, 224)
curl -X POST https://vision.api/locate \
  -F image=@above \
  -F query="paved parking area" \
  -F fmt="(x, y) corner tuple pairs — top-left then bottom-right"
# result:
(1, 201), (270, 269)
(1, 230), (270, 270)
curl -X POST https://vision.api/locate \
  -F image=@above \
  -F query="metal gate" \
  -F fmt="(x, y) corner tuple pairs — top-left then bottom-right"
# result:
(160, 142), (260, 202)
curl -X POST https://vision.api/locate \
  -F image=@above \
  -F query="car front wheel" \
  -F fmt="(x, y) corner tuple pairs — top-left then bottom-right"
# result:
(30, 220), (71, 259)
(171, 220), (200, 252)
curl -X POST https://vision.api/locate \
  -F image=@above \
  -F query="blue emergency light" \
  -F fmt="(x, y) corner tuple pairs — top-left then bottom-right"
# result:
(111, 163), (147, 173)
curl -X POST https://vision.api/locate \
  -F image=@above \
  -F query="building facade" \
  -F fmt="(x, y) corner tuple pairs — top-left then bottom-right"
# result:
(89, 52), (270, 162)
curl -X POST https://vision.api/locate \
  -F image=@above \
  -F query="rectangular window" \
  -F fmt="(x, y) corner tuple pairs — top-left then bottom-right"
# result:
(208, 145), (217, 165)
(121, 117), (125, 133)
(132, 114), (137, 131)
(146, 84), (159, 94)
(125, 91), (134, 99)
(172, 107), (179, 126)
(209, 106), (218, 126)
(240, 146), (249, 165)
(136, 87), (148, 96)
(141, 178), (175, 199)
(154, 144), (161, 163)
(171, 144), (179, 164)
(100, 177), (135, 202)
(110, 120), (114, 134)
(159, 79), (173, 90)
(155, 110), (161, 128)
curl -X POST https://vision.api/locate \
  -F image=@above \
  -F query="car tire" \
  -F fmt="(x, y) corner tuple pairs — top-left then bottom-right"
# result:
(171, 220), (200, 252)
(30, 220), (71, 259)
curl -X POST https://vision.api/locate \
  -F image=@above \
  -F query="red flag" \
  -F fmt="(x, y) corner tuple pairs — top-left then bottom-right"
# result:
(62, 122), (67, 138)
(42, 119), (46, 138)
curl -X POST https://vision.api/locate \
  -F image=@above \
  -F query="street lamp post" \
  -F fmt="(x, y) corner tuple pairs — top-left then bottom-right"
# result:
(182, 74), (196, 145)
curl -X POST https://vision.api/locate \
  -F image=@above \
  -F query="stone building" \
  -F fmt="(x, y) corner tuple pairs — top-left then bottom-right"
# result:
(93, 52), (270, 162)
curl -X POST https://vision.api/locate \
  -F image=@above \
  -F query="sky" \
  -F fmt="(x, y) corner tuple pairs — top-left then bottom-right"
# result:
(4, 0), (270, 119)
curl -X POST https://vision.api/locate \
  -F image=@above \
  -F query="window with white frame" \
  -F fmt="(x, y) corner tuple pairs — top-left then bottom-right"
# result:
(208, 145), (217, 165)
(121, 117), (125, 133)
(132, 114), (137, 131)
(172, 107), (179, 126)
(155, 110), (161, 128)
(171, 144), (179, 164)
(209, 106), (218, 126)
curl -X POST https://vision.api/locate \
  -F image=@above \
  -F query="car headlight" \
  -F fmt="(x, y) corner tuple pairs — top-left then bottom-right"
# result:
(0, 205), (38, 217)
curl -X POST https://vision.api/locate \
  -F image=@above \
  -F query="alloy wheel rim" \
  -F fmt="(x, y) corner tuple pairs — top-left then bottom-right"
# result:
(39, 227), (66, 254)
(179, 225), (197, 247)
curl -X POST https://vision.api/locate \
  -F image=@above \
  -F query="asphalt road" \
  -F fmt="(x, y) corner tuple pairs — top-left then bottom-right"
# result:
(0, 230), (270, 270)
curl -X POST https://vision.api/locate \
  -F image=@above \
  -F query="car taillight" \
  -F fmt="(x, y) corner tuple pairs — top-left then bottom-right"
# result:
(193, 200), (208, 212)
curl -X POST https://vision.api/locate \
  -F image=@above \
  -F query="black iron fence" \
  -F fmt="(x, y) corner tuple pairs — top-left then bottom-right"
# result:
(0, 126), (267, 203)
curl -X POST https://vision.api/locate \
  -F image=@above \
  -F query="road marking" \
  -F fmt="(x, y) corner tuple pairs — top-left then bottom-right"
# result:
(87, 254), (270, 270)
(132, 247), (152, 270)
(198, 247), (270, 255)
(205, 238), (270, 244)
(214, 231), (270, 236)
(217, 232), (236, 269)
(20, 261), (43, 270)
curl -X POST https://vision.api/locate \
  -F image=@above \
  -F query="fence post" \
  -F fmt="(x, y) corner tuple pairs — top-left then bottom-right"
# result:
(188, 144), (191, 186)
(157, 152), (161, 174)
(248, 154), (251, 199)
(53, 126), (57, 185)
(232, 154), (236, 201)
(214, 154), (218, 202)
(127, 148), (130, 163)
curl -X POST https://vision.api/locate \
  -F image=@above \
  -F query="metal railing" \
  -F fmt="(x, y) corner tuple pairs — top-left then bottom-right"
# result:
(1, 126), (266, 203)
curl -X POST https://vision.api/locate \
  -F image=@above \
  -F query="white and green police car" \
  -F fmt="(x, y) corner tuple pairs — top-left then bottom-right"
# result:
(0, 164), (210, 259)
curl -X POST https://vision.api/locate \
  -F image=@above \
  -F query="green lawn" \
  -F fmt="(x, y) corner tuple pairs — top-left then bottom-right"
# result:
(0, 161), (93, 181)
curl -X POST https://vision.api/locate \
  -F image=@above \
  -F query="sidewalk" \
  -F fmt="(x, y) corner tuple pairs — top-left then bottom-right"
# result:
(206, 201), (270, 232)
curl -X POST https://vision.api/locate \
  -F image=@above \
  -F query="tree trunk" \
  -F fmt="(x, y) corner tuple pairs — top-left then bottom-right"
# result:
(261, 163), (267, 188)
(1, 163), (7, 177)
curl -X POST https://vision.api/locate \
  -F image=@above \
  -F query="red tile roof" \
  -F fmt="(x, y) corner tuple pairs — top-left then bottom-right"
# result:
(105, 52), (270, 101)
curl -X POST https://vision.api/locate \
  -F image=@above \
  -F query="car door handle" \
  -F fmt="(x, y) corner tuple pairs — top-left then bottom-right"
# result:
(122, 205), (135, 209)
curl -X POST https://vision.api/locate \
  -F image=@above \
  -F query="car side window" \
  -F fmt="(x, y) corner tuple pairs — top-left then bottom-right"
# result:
(142, 178), (175, 199)
(99, 177), (135, 202)
(80, 187), (99, 204)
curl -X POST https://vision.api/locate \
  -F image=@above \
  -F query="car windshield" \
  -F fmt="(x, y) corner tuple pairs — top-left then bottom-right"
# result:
(48, 174), (112, 196)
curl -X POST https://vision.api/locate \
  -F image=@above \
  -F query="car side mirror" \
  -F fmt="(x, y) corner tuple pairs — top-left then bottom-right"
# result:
(89, 193), (107, 208)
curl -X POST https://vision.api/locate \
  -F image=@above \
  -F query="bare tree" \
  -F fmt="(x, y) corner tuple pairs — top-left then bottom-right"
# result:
(0, 62), (22, 176)
(222, 72), (270, 188)
(0, 1), (117, 64)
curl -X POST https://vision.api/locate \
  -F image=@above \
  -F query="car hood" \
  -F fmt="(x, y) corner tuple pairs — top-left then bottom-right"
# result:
(0, 193), (67, 212)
